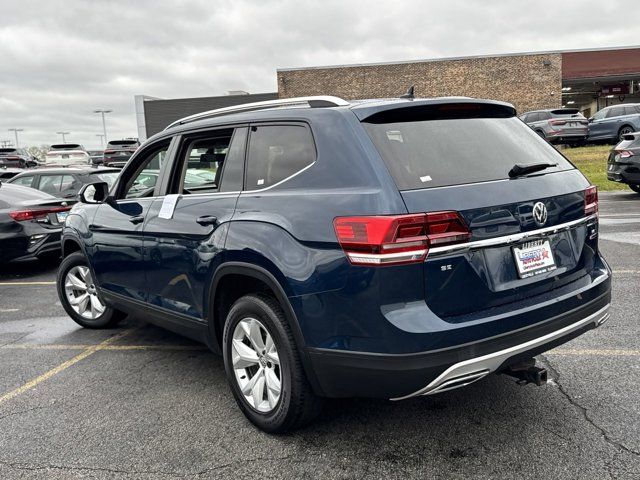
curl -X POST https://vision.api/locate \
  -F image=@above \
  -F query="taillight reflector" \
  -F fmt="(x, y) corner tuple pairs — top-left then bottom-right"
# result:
(585, 186), (598, 216)
(9, 206), (70, 222)
(333, 211), (470, 266)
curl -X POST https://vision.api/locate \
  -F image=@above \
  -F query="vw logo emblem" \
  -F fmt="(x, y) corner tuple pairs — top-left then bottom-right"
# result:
(532, 202), (548, 227)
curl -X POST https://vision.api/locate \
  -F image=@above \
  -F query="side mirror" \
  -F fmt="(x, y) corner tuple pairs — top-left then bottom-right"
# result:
(588, 117), (593, 123)
(79, 181), (109, 204)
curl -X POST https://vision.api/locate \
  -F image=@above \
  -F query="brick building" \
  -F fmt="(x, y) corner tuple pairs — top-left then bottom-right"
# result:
(277, 47), (640, 116)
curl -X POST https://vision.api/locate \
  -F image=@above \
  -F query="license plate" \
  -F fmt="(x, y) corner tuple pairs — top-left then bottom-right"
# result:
(56, 211), (69, 223)
(513, 239), (556, 279)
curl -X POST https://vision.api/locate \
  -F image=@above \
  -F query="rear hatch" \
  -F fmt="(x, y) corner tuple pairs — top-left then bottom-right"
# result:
(0, 148), (24, 167)
(45, 150), (89, 166)
(360, 101), (597, 318)
(104, 140), (138, 161)
(549, 108), (588, 135)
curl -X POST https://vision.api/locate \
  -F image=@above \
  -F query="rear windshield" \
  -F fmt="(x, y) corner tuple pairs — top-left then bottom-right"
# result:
(617, 136), (640, 149)
(363, 111), (574, 190)
(50, 144), (82, 150)
(107, 141), (138, 147)
(0, 148), (18, 154)
(0, 184), (54, 202)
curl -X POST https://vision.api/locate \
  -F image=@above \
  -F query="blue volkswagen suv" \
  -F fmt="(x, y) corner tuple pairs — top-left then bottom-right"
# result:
(57, 96), (612, 432)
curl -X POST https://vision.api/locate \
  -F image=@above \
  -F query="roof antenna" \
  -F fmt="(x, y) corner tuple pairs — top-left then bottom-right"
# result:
(400, 85), (415, 100)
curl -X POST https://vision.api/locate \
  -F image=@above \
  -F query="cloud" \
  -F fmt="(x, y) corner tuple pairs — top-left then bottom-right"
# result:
(0, 0), (637, 148)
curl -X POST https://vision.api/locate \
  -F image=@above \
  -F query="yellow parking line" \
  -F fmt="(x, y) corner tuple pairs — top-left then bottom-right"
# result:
(0, 328), (138, 407)
(0, 281), (56, 286)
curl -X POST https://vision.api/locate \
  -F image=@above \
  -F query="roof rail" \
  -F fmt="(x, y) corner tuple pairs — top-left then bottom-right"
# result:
(164, 96), (350, 130)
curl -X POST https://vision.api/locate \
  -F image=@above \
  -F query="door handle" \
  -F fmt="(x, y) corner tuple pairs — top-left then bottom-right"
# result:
(129, 215), (145, 225)
(196, 215), (218, 226)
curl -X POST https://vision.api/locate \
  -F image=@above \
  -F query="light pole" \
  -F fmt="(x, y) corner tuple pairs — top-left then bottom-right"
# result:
(94, 109), (112, 143)
(96, 134), (105, 148)
(56, 131), (70, 143)
(8, 128), (23, 148)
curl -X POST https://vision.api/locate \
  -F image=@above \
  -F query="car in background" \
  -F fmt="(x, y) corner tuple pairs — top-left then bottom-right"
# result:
(7, 167), (120, 199)
(588, 104), (640, 143)
(45, 144), (90, 166)
(0, 148), (39, 168)
(0, 183), (73, 263)
(607, 132), (640, 194)
(103, 139), (140, 168)
(87, 150), (105, 166)
(519, 109), (588, 144)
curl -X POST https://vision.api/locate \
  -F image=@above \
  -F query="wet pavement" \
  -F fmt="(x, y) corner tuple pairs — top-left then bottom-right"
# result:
(0, 191), (639, 479)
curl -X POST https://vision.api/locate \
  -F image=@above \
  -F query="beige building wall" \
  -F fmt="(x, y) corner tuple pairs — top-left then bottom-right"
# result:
(278, 53), (562, 114)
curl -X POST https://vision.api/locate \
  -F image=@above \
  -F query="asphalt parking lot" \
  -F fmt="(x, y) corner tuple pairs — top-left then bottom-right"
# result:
(0, 192), (639, 479)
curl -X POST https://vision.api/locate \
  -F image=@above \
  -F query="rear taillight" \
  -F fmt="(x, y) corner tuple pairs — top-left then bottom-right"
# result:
(550, 119), (567, 126)
(104, 149), (115, 154)
(9, 207), (70, 222)
(618, 150), (634, 158)
(333, 211), (470, 266)
(585, 186), (598, 216)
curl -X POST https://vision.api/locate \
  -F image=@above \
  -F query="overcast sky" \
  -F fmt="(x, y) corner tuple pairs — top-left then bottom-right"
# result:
(1, 0), (638, 149)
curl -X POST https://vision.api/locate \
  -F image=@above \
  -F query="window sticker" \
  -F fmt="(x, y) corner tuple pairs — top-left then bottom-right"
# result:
(158, 194), (180, 219)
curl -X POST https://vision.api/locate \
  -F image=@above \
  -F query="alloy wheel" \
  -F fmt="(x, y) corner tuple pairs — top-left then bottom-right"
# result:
(620, 126), (634, 141)
(64, 265), (106, 320)
(231, 317), (281, 413)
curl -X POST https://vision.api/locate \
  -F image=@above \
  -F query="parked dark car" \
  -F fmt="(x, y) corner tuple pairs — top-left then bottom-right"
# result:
(519, 108), (588, 144)
(588, 104), (640, 143)
(0, 148), (39, 168)
(87, 150), (105, 166)
(57, 96), (611, 433)
(607, 132), (640, 193)
(0, 183), (73, 263)
(103, 139), (140, 167)
(7, 167), (120, 199)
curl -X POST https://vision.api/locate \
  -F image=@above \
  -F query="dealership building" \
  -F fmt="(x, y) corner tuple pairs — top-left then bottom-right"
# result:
(136, 46), (640, 139)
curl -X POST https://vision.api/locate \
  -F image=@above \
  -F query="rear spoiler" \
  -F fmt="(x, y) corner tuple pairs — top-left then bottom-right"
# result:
(353, 99), (516, 122)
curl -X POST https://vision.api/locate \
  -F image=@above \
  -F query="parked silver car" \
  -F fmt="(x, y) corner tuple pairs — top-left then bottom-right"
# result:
(519, 108), (588, 144)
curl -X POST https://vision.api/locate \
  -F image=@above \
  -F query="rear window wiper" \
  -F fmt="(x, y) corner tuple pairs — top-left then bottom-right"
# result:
(509, 162), (558, 178)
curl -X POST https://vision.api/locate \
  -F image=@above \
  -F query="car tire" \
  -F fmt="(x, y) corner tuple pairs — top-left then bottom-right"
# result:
(56, 252), (126, 329)
(630, 184), (640, 194)
(619, 125), (634, 142)
(535, 130), (546, 139)
(222, 294), (323, 433)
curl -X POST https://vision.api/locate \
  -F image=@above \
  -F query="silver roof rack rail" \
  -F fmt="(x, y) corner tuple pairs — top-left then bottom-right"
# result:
(164, 96), (350, 130)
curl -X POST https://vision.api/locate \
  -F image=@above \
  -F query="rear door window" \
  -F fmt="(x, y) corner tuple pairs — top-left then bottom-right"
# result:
(38, 174), (75, 195)
(607, 107), (625, 118)
(362, 107), (574, 190)
(170, 127), (247, 194)
(245, 124), (315, 190)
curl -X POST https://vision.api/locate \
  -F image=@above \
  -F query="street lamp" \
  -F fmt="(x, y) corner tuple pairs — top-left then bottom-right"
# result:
(56, 131), (70, 143)
(8, 128), (24, 148)
(96, 134), (105, 148)
(94, 109), (112, 143)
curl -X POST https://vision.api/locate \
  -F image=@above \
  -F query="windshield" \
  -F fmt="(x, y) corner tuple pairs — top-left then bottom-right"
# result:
(363, 116), (574, 190)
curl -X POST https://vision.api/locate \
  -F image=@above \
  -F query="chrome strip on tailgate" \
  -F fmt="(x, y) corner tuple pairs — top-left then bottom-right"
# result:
(390, 303), (610, 401)
(428, 214), (597, 258)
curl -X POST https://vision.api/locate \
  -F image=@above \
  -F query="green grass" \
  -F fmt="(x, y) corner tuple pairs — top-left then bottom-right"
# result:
(561, 145), (628, 191)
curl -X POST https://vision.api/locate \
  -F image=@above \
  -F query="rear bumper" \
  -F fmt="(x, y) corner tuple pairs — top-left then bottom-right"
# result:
(0, 230), (61, 263)
(306, 283), (611, 399)
(607, 163), (640, 185)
